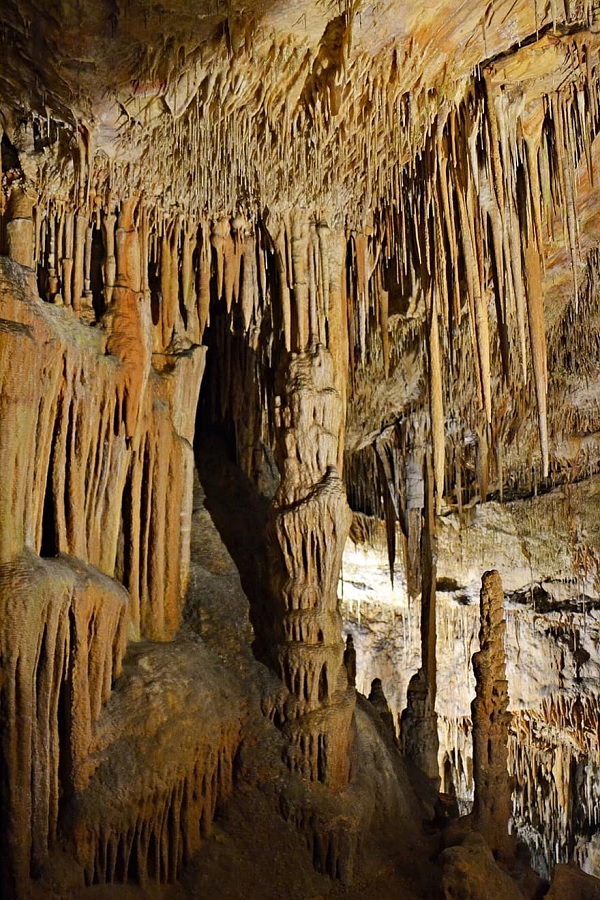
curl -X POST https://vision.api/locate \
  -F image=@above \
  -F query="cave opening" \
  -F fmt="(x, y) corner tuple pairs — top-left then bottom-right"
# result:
(192, 284), (278, 668)
(40, 431), (58, 558)
(89, 226), (105, 320)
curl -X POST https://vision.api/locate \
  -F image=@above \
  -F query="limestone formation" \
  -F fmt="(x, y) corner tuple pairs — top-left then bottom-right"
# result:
(441, 832), (525, 900)
(269, 345), (354, 789)
(0, 552), (128, 895)
(400, 450), (439, 783)
(470, 570), (512, 857)
(2, 0), (600, 897)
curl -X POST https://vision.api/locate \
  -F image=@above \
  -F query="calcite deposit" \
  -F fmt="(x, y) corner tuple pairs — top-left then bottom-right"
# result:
(470, 570), (512, 857)
(2, 0), (600, 897)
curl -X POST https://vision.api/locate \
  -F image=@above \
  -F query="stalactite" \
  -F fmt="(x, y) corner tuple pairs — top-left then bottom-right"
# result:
(197, 222), (211, 337)
(428, 289), (445, 513)
(266, 214), (293, 352)
(159, 219), (177, 350)
(400, 451), (439, 782)
(290, 209), (310, 351)
(102, 203), (117, 306)
(0, 247), (204, 638)
(66, 640), (243, 889)
(0, 552), (128, 896)
(72, 193), (87, 314)
(523, 236), (549, 478)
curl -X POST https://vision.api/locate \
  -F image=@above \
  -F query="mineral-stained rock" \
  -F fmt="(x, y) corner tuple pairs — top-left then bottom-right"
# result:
(0, 257), (205, 639)
(471, 570), (513, 857)
(269, 345), (354, 789)
(441, 832), (525, 900)
(65, 637), (244, 888)
(367, 677), (396, 740)
(0, 550), (128, 896)
(546, 862), (600, 899)
(0, 234), (206, 893)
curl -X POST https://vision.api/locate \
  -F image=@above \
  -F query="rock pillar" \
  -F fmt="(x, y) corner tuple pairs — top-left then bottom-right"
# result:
(269, 345), (354, 788)
(400, 451), (439, 782)
(471, 569), (513, 856)
(6, 185), (35, 268)
(264, 209), (354, 788)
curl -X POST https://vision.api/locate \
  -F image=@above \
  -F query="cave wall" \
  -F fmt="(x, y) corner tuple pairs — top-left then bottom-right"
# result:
(0, 224), (208, 892)
(2, 1), (600, 896)
(341, 485), (600, 877)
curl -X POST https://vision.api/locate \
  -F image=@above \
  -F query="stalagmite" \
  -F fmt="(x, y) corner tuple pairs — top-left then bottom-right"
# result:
(471, 570), (512, 857)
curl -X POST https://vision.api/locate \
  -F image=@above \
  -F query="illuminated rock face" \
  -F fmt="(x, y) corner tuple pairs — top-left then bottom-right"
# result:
(3, 1), (600, 897)
(269, 346), (355, 788)
(0, 552), (128, 894)
(470, 570), (512, 857)
(0, 255), (210, 896)
(341, 497), (600, 878)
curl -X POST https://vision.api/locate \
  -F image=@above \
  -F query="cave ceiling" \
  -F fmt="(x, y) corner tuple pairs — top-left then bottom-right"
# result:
(2, 0), (600, 521)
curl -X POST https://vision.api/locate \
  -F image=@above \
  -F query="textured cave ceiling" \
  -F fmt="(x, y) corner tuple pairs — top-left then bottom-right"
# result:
(4, 4), (600, 896)
(2, 0), (600, 534)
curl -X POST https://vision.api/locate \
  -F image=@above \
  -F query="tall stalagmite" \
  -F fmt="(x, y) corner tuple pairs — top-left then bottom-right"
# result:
(471, 569), (513, 857)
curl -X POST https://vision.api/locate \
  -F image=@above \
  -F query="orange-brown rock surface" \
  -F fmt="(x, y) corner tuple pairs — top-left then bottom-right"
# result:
(269, 344), (354, 789)
(2, 0), (600, 898)
(471, 570), (513, 857)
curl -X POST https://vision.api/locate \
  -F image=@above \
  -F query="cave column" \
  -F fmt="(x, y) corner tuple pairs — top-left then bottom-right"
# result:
(268, 210), (354, 789)
(400, 447), (440, 783)
(5, 184), (35, 269)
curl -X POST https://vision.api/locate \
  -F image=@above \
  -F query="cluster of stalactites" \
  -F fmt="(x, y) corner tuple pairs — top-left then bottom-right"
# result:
(386, 39), (600, 489)
(6, 27), (600, 541)
(511, 699), (600, 874)
(72, 724), (240, 888)
(132, 27), (448, 226)
(343, 37), (600, 588)
(0, 553), (129, 896)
